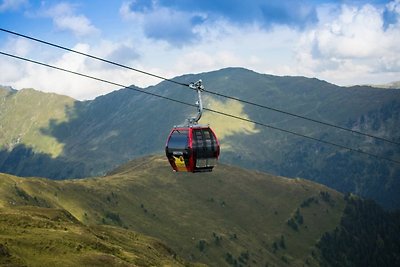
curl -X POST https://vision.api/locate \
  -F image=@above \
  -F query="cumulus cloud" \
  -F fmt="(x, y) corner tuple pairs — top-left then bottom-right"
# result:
(43, 2), (99, 37)
(292, 1), (400, 85)
(0, 38), (144, 100)
(54, 15), (98, 37)
(317, 5), (386, 58)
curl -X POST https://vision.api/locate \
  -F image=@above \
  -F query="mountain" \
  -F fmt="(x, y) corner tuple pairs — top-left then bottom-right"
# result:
(1, 68), (399, 209)
(0, 156), (345, 266)
(0, 87), (75, 156)
(0, 87), (83, 178)
(1, 156), (399, 266)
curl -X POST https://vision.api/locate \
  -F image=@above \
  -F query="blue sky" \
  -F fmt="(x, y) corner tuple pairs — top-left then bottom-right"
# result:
(1, 0), (399, 99)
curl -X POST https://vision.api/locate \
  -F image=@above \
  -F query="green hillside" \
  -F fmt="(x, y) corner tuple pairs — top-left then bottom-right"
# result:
(0, 206), (194, 266)
(0, 87), (74, 157)
(1, 68), (399, 209)
(0, 156), (346, 266)
(0, 86), (86, 178)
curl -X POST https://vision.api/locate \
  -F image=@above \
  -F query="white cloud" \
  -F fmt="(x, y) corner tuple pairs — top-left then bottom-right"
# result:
(119, 1), (139, 21)
(43, 2), (99, 37)
(0, 39), (144, 100)
(44, 2), (74, 16)
(290, 2), (400, 85)
(316, 5), (384, 58)
(387, 0), (400, 13)
(2, 37), (33, 56)
(0, 0), (27, 12)
(0, 56), (26, 83)
(1, 37), (35, 85)
(166, 22), (300, 78)
(53, 14), (99, 37)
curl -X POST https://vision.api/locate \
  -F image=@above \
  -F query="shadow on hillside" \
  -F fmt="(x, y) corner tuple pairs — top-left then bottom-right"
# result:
(1, 81), (198, 180)
(4, 83), (195, 179)
(0, 144), (86, 179)
(0, 97), (104, 179)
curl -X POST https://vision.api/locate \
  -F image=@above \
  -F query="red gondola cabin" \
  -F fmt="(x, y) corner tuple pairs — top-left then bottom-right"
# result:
(165, 125), (220, 172)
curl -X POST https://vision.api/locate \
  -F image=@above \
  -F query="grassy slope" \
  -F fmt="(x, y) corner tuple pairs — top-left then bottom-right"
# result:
(0, 174), (201, 267)
(0, 156), (346, 266)
(0, 207), (196, 267)
(0, 87), (75, 157)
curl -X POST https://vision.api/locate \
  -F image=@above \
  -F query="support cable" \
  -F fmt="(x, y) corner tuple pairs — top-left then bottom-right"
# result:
(1, 50), (399, 165)
(1, 28), (398, 146)
(0, 28), (189, 87)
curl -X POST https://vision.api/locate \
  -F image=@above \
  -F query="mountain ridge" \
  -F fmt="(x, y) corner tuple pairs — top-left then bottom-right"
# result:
(1, 67), (399, 209)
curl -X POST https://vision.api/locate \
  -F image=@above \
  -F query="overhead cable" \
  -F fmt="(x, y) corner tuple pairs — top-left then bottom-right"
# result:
(1, 27), (398, 146)
(0, 28), (189, 87)
(202, 89), (400, 146)
(1, 50), (399, 166)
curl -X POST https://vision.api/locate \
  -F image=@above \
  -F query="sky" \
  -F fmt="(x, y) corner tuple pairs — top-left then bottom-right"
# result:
(0, 0), (399, 100)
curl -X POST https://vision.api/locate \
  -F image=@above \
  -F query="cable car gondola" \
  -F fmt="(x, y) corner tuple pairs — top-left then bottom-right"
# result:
(166, 125), (220, 172)
(165, 80), (220, 172)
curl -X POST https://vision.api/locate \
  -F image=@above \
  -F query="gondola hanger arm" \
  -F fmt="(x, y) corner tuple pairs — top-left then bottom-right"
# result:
(188, 80), (204, 125)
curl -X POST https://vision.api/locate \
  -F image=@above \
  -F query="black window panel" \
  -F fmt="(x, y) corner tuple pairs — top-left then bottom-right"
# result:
(193, 128), (216, 159)
(168, 130), (189, 150)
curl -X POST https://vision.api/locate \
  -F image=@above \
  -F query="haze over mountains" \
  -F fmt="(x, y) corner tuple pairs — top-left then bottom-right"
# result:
(1, 67), (399, 210)
(370, 80), (400, 89)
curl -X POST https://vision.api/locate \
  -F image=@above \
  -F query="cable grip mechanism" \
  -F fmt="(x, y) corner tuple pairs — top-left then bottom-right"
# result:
(188, 80), (204, 125)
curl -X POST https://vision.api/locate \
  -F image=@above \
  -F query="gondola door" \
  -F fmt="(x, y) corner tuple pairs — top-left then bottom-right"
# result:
(192, 127), (219, 172)
(166, 129), (190, 172)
